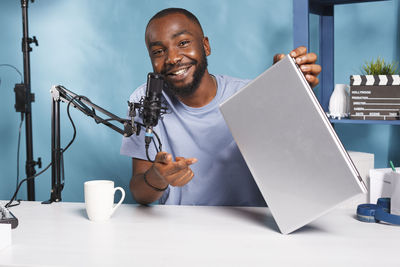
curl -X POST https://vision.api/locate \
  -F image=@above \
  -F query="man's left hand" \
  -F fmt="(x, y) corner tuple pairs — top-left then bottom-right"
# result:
(273, 46), (321, 89)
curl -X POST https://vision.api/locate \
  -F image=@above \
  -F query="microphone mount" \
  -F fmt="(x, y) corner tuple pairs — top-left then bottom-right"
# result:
(45, 85), (164, 204)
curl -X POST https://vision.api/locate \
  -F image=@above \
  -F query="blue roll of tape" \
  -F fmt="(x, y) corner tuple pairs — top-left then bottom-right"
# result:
(356, 198), (400, 226)
(356, 204), (381, 223)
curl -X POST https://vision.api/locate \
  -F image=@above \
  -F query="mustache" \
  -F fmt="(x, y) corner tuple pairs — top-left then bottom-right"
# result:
(160, 60), (198, 75)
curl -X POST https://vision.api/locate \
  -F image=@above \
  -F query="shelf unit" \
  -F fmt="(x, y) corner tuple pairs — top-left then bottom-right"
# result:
(330, 119), (400, 125)
(293, 0), (391, 125)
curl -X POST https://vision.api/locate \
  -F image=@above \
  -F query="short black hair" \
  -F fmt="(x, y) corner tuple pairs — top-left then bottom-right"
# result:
(146, 8), (204, 35)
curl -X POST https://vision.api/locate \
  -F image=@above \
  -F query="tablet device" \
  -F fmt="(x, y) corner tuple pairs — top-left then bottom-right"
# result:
(219, 55), (367, 234)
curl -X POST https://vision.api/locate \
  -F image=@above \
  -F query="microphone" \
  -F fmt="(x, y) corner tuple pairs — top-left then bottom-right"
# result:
(142, 73), (166, 147)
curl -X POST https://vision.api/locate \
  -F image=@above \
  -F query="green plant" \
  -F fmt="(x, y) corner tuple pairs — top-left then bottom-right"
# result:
(361, 57), (399, 75)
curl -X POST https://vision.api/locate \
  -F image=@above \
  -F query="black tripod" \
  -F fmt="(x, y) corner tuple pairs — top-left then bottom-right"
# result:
(15, 0), (41, 200)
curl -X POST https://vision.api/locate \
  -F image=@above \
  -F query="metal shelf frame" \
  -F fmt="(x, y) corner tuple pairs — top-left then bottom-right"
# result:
(293, 0), (389, 113)
(330, 118), (400, 125)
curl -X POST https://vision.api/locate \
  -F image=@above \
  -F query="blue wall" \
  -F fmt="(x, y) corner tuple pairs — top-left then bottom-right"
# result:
(0, 0), (399, 204)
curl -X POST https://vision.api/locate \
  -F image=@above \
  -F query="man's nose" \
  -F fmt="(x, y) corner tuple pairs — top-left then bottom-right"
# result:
(165, 48), (182, 65)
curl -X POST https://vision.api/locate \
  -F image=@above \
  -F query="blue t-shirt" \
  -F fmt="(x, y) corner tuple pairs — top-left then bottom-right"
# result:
(120, 74), (266, 206)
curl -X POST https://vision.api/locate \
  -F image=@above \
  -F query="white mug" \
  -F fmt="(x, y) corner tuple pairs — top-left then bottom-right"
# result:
(84, 180), (125, 221)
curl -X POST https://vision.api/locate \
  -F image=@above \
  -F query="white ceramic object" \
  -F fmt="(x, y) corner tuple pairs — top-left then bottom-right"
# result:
(84, 180), (125, 221)
(328, 84), (350, 119)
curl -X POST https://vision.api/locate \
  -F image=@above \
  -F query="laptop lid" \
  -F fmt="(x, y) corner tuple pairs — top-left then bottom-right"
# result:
(219, 55), (367, 234)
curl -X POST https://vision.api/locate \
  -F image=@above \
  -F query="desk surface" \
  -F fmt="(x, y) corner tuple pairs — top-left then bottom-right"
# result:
(0, 201), (399, 267)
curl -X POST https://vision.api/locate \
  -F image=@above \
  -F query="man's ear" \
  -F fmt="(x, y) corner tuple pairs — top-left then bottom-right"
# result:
(203, 37), (211, 56)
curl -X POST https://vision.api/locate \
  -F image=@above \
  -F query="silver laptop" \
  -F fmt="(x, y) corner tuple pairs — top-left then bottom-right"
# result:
(219, 55), (367, 234)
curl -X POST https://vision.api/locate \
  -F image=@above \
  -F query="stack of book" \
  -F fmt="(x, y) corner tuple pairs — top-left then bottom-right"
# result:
(350, 75), (400, 120)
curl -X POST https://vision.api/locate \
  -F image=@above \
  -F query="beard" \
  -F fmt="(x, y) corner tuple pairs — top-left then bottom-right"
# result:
(161, 50), (208, 98)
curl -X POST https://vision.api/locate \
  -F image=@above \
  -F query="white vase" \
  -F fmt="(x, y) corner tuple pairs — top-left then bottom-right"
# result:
(328, 84), (350, 119)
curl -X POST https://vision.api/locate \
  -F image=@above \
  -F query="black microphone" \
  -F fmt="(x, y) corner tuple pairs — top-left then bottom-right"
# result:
(142, 73), (165, 146)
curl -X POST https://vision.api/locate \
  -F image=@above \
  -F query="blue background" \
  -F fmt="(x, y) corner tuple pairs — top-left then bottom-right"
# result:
(0, 0), (399, 204)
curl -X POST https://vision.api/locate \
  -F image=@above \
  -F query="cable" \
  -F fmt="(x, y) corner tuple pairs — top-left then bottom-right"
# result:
(152, 137), (159, 153)
(63, 95), (79, 152)
(0, 64), (23, 87)
(6, 199), (21, 208)
(5, 162), (52, 208)
(15, 114), (25, 200)
(93, 116), (127, 125)
(145, 144), (153, 163)
(53, 94), (81, 191)
(153, 130), (162, 152)
(144, 129), (162, 162)
(5, 95), (79, 209)
(0, 64), (24, 207)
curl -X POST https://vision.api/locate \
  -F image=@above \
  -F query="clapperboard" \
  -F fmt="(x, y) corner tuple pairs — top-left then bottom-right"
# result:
(350, 75), (400, 120)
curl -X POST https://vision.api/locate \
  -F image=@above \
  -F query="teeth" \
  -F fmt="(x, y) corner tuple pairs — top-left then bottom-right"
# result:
(172, 68), (188, 75)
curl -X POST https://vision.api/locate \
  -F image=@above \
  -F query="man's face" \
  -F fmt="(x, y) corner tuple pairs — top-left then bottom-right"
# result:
(145, 13), (210, 97)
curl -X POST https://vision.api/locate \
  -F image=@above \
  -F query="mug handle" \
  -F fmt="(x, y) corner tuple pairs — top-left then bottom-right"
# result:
(110, 187), (125, 217)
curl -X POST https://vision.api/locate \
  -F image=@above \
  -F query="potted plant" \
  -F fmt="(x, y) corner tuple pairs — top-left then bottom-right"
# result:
(349, 57), (400, 120)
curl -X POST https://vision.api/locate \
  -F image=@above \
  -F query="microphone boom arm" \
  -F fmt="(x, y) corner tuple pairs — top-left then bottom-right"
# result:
(45, 85), (143, 204)
(50, 85), (138, 137)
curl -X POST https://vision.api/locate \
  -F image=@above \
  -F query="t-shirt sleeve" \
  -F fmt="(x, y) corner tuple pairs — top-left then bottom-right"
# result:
(120, 84), (158, 161)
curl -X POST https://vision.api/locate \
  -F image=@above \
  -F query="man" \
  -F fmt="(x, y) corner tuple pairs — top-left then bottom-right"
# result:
(121, 8), (321, 206)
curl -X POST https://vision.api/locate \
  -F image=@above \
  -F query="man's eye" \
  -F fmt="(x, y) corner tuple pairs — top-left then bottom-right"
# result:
(152, 49), (164, 56)
(179, 40), (190, 47)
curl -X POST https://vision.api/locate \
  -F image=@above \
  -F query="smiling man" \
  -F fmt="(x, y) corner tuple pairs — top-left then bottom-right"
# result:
(120, 8), (321, 206)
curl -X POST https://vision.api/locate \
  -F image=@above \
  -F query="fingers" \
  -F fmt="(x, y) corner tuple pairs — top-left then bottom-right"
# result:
(299, 62), (321, 88)
(175, 157), (198, 165)
(273, 53), (285, 64)
(154, 152), (172, 164)
(153, 153), (197, 187)
(166, 157), (196, 186)
(294, 52), (318, 65)
(175, 169), (194, 186)
(185, 158), (198, 165)
(290, 46), (307, 58)
(277, 46), (318, 66)
(300, 63), (321, 76)
(168, 167), (194, 187)
(290, 46), (320, 88)
(305, 74), (319, 89)
(167, 157), (191, 175)
(165, 157), (196, 175)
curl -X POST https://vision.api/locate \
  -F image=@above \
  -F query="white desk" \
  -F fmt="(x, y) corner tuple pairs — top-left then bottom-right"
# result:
(0, 201), (399, 267)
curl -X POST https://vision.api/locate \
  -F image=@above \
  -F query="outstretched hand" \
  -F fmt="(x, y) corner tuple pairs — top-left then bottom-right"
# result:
(273, 46), (321, 89)
(151, 152), (197, 187)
